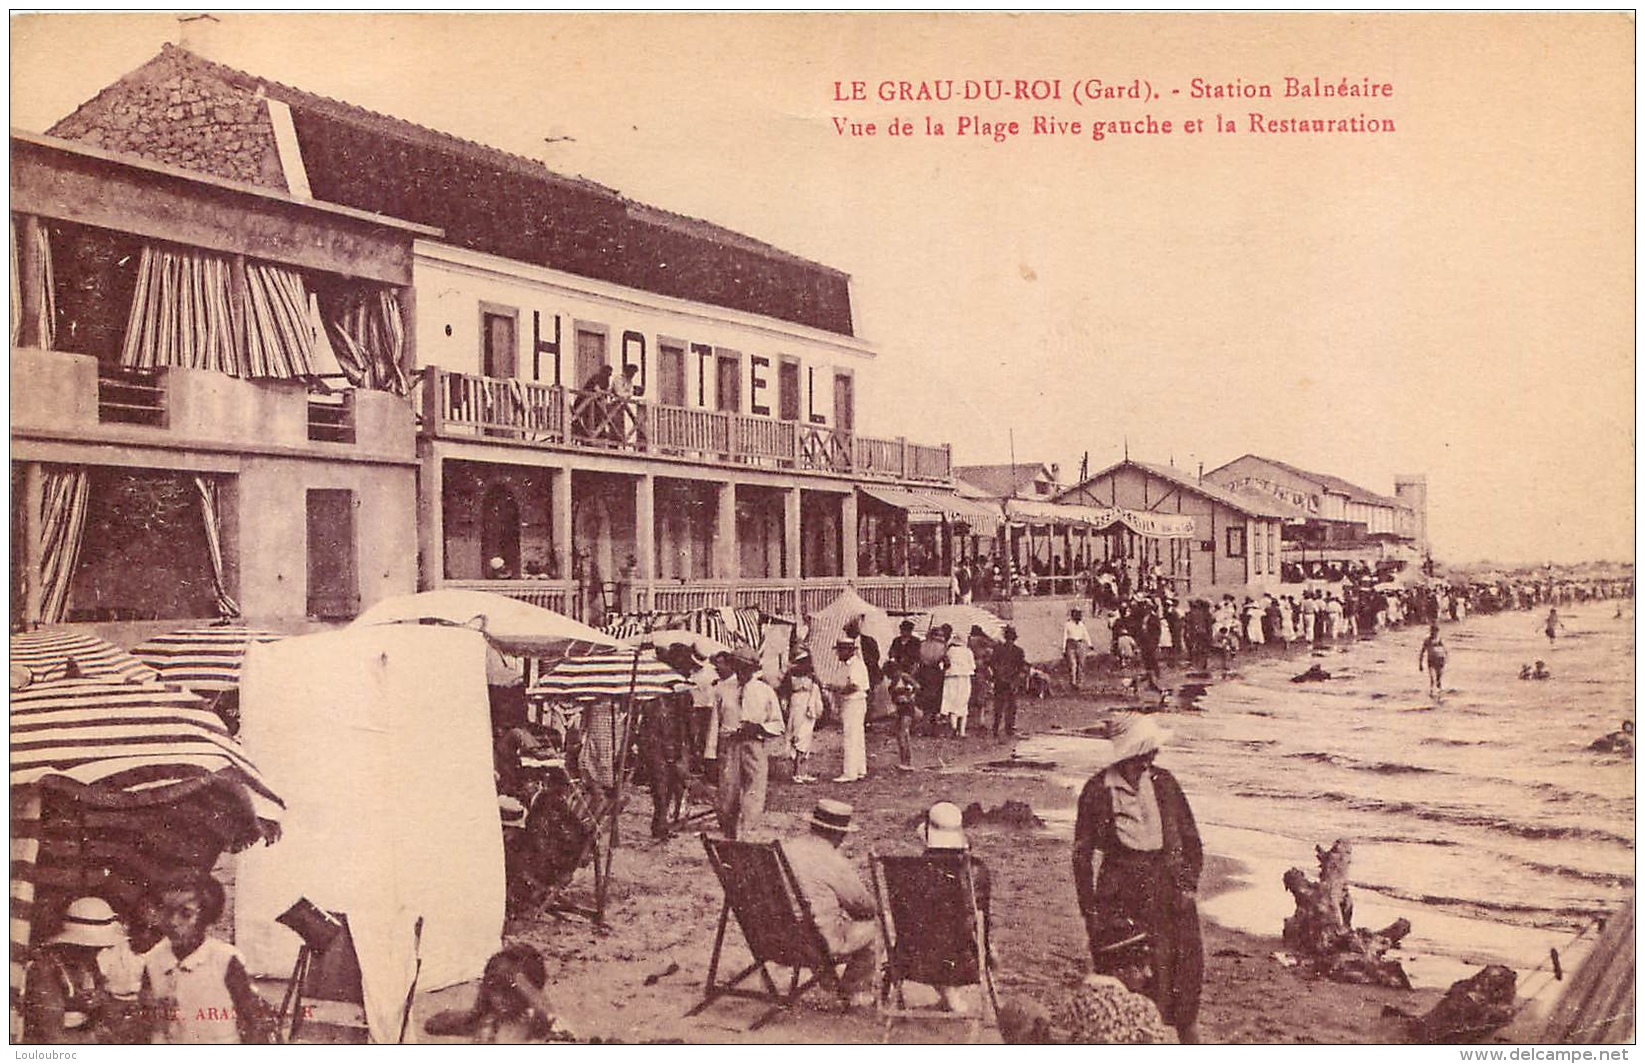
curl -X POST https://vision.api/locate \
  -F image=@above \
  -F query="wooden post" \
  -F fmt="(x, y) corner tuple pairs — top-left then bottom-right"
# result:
(17, 215), (45, 349)
(397, 284), (417, 385)
(841, 489), (859, 580)
(416, 450), (443, 592)
(783, 487), (801, 583)
(229, 254), (250, 372)
(635, 473), (656, 612)
(715, 482), (738, 581)
(22, 462), (44, 628)
(553, 467), (574, 586)
(898, 436), (908, 479)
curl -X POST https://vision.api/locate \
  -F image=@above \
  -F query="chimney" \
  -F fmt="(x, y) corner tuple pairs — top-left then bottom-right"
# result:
(1049, 462), (1060, 482)
(1198, 462), (1204, 483)
(177, 13), (222, 58)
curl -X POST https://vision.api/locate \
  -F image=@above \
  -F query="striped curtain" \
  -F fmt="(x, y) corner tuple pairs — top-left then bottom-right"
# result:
(8, 220), (55, 350)
(320, 287), (409, 394)
(242, 260), (318, 378)
(193, 475), (240, 619)
(9, 789), (41, 1041)
(120, 245), (240, 374)
(35, 468), (89, 627)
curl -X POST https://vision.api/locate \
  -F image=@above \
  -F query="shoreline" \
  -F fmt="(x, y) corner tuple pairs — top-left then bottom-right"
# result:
(417, 634), (1465, 1044)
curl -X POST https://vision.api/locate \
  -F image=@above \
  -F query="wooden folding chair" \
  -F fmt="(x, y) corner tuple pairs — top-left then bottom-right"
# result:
(686, 834), (848, 1030)
(870, 851), (1000, 1042)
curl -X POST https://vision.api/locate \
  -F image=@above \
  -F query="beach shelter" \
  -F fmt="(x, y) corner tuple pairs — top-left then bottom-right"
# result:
(806, 589), (896, 688)
(9, 676), (283, 1038)
(131, 623), (284, 692)
(234, 625), (503, 1043)
(11, 629), (160, 684)
(914, 603), (1006, 641)
(351, 588), (618, 657)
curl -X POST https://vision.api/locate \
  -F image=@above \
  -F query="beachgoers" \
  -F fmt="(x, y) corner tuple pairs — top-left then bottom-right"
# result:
(918, 801), (995, 1013)
(942, 632), (976, 738)
(1072, 716), (1204, 1043)
(991, 626), (1027, 737)
(1544, 608), (1565, 645)
(781, 800), (878, 1008)
(888, 661), (920, 769)
(141, 875), (273, 1044)
(1418, 623), (1448, 698)
(1063, 609), (1093, 691)
(830, 638), (871, 783)
(23, 897), (138, 1044)
(998, 922), (1177, 1044)
(785, 653), (822, 783)
(715, 647), (784, 838)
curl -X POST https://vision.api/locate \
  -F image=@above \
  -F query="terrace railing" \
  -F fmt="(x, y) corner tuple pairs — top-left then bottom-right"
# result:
(419, 368), (951, 483)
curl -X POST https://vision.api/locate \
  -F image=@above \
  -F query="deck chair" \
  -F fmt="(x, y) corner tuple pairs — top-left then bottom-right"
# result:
(870, 852), (1000, 1041)
(686, 834), (849, 1030)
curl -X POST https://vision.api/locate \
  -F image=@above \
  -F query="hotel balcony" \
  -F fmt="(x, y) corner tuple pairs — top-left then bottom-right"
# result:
(414, 368), (953, 485)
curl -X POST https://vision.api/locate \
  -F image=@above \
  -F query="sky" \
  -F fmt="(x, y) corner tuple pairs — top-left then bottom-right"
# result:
(9, 12), (1636, 565)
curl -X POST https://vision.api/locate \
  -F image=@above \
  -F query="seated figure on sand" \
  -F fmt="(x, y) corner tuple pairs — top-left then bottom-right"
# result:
(997, 921), (1175, 1044)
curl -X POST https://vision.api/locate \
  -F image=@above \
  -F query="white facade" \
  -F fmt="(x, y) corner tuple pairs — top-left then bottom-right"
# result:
(413, 241), (875, 428)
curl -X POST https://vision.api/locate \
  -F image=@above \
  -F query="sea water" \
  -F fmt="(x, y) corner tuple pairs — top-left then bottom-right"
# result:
(1019, 605), (1635, 990)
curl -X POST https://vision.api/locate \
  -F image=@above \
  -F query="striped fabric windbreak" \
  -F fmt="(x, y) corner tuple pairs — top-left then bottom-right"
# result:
(193, 476), (240, 618)
(8, 219), (55, 350)
(728, 606), (765, 649)
(321, 287), (409, 394)
(35, 467), (88, 626)
(131, 625), (282, 692)
(531, 650), (692, 702)
(9, 789), (41, 1041)
(597, 608), (732, 646)
(243, 260), (318, 379)
(10, 630), (159, 685)
(120, 246), (240, 375)
(9, 678), (282, 814)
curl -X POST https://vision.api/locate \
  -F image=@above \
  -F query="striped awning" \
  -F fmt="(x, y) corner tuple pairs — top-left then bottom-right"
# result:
(131, 624), (284, 693)
(11, 630), (161, 686)
(530, 650), (692, 702)
(599, 607), (734, 647)
(858, 486), (1003, 531)
(1004, 498), (1197, 539)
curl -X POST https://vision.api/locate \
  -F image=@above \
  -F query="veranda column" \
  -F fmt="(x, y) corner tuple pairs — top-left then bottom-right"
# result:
(416, 449), (443, 591)
(18, 215), (45, 349)
(552, 466), (573, 593)
(635, 473), (656, 612)
(841, 488), (859, 580)
(714, 482), (738, 582)
(783, 486), (801, 586)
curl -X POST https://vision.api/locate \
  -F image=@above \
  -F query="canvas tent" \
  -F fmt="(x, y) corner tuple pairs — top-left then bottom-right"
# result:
(806, 589), (895, 689)
(234, 625), (504, 1043)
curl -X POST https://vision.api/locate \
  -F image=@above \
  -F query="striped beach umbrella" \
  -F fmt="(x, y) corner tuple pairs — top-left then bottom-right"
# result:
(10, 630), (160, 685)
(529, 649), (691, 702)
(131, 624), (284, 693)
(10, 677), (284, 1026)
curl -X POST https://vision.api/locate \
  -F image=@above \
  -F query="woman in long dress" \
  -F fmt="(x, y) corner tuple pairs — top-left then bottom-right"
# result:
(1243, 599), (1265, 646)
(1073, 717), (1204, 1043)
(941, 634), (975, 737)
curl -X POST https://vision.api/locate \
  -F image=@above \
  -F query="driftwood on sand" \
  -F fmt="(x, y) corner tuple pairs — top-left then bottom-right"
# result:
(1282, 839), (1412, 989)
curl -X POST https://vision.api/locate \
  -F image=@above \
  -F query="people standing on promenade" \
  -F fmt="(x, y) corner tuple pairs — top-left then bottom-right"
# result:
(992, 625), (1027, 737)
(830, 638), (870, 783)
(1418, 623), (1448, 699)
(1544, 608), (1566, 646)
(1072, 717), (1204, 1044)
(1063, 608), (1093, 691)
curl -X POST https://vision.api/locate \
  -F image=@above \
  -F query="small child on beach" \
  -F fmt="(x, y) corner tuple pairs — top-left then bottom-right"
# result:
(140, 874), (273, 1044)
(1418, 624), (1447, 697)
(785, 654), (821, 783)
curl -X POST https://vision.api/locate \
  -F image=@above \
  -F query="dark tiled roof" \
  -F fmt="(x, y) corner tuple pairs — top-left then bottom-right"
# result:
(62, 45), (856, 336)
(951, 463), (1056, 499)
(1212, 454), (1405, 509)
(1057, 460), (1291, 520)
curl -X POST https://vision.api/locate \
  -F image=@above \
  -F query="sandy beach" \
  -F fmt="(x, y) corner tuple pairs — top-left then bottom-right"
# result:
(413, 651), (1455, 1045)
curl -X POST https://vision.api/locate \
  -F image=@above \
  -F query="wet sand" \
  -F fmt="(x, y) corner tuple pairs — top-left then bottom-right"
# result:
(410, 666), (1449, 1044)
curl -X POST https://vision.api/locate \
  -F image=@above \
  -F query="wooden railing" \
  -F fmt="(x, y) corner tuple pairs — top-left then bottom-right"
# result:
(307, 390), (355, 444)
(442, 578), (574, 614)
(418, 369), (951, 482)
(651, 581), (735, 612)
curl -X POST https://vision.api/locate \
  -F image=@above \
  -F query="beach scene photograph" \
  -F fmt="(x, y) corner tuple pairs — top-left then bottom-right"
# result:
(6, 11), (1635, 1051)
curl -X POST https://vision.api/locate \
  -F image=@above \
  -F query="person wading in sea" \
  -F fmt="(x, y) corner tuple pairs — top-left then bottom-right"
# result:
(1418, 623), (1448, 699)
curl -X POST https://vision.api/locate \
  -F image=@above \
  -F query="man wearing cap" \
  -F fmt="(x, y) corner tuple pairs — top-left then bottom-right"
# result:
(782, 799), (878, 1007)
(1063, 609), (1093, 691)
(716, 647), (785, 839)
(991, 625), (1027, 737)
(1072, 716), (1203, 1043)
(888, 618), (922, 674)
(829, 637), (871, 782)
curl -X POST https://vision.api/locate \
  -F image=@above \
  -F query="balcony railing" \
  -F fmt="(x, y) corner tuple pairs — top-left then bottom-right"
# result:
(418, 368), (951, 483)
(97, 367), (167, 427)
(456, 575), (953, 623)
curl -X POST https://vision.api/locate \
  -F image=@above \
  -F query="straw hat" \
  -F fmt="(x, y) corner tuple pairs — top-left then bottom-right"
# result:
(730, 646), (761, 669)
(49, 897), (124, 948)
(918, 802), (968, 850)
(834, 637), (857, 651)
(809, 798), (859, 834)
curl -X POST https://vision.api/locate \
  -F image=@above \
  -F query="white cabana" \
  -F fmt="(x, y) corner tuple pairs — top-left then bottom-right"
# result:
(806, 589), (895, 688)
(234, 625), (504, 1043)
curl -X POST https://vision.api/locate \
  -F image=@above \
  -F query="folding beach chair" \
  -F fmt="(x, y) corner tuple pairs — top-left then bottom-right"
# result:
(686, 835), (849, 1030)
(869, 851), (1000, 1042)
